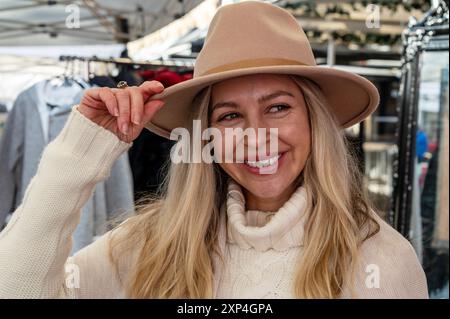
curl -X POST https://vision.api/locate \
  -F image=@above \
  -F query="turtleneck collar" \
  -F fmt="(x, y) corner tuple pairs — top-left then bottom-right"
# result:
(225, 178), (309, 252)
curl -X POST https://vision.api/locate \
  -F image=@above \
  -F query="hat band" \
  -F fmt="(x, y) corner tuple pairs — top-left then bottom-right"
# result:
(200, 58), (308, 76)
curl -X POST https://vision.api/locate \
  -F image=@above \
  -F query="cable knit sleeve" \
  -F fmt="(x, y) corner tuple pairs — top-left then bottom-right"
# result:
(0, 105), (133, 298)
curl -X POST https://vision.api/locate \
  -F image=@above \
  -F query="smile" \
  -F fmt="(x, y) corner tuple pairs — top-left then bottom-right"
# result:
(245, 154), (281, 168)
(241, 152), (286, 175)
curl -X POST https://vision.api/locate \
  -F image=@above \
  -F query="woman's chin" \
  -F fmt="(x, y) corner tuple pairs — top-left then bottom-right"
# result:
(243, 181), (289, 200)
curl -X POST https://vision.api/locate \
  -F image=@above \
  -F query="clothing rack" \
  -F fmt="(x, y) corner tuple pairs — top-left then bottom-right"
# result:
(59, 55), (195, 71)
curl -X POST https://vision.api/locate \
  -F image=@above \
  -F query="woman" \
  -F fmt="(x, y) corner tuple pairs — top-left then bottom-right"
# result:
(0, 1), (427, 298)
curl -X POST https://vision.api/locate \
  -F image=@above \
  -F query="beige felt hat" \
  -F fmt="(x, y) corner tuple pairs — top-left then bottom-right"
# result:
(145, 1), (380, 138)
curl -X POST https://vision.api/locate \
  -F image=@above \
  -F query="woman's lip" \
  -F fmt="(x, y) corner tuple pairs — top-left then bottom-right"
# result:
(240, 152), (286, 175)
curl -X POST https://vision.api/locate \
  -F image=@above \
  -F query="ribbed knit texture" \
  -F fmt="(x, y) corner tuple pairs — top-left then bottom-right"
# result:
(215, 180), (429, 299)
(226, 179), (307, 251)
(216, 179), (307, 298)
(0, 106), (429, 298)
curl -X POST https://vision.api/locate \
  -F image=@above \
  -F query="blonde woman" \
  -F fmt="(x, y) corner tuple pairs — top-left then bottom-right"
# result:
(0, 1), (427, 298)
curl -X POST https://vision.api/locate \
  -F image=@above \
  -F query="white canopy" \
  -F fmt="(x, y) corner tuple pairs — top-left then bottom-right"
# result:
(0, 0), (204, 45)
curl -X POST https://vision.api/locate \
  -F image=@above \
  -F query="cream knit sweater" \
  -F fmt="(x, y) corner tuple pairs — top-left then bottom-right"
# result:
(0, 105), (429, 299)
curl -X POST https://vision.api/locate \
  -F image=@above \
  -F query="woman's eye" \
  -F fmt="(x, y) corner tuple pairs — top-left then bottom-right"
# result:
(268, 104), (290, 113)
(219, 112), (240, 121)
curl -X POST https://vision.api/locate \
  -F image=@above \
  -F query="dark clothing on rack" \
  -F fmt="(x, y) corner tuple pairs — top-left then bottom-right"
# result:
(128, 130), (174, 201)
(89, 75), (117, 88)
(126, 67), (192, 200)
(138, 68), (193, 87)
(114, 68), (143, 87)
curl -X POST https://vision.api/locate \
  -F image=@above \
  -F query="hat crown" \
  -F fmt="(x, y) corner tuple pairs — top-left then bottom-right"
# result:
(194, 1), (316, 78)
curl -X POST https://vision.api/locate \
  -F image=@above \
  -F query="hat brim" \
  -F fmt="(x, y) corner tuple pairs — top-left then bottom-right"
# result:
(144, 65), (380, 139)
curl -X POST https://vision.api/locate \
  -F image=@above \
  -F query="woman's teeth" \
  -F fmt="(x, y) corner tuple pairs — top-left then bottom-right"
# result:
(245, 154), (281, 168)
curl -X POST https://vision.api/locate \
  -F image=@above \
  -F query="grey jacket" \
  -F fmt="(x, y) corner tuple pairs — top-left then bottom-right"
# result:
(0, 81), (135, 254)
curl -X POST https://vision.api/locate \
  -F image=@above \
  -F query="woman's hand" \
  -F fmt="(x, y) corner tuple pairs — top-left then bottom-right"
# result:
(78, 80), (165, 143)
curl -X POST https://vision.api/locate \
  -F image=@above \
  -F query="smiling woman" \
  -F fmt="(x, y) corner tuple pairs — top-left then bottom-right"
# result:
(209, 74), (311, 212)
(0, 1), (428, 299)
(106, 73), (427, 299)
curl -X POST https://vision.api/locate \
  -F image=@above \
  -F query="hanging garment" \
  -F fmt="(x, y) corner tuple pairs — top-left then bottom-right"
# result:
(89, 75), (117, 88)
(127, 128), (174, 201)
(128, 68), (191, 201)
(113, 66), (143, 87)
(0, 80), (135, 254)
(138, 68), (193, 87)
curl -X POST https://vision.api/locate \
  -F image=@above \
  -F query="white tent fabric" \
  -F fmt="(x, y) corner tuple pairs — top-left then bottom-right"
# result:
(0, 0), (204, 46)
(127, 0), (218, 61)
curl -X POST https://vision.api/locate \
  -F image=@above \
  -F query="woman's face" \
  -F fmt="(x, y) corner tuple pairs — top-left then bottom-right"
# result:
(210, 74), (311, 210)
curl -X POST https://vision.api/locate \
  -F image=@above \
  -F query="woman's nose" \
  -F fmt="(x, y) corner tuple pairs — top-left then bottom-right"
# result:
(242, 116), (278, 155)
(244, 113), (271, 132)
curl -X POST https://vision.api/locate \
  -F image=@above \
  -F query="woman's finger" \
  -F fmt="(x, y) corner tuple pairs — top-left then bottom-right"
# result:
(142, 99), (165, 125)
(98, 87), (119, 116)
(129, 86), (144, 126)
(115, 89), (131, 135)
(82, 88), (107, 110)
(138, 80), (165, 100)
(83, 87), (119, 116)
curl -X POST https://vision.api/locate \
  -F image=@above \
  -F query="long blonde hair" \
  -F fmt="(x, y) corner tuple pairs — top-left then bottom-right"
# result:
(109, 75), (380, 298)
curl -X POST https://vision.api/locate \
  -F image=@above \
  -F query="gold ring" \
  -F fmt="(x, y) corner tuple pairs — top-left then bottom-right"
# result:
(117, 81), (128, 89)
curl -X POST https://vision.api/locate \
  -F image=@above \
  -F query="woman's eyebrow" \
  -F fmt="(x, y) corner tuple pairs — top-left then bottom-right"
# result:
(211, 101), (238, 112)
(211, 90), (295, 112)
(258, 90), (295, 103)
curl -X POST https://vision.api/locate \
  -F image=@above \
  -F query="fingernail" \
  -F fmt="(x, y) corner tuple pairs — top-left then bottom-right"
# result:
(122, 123), (129, 135)
(114, 107), (119, 117)
(132, 115), (141, 125)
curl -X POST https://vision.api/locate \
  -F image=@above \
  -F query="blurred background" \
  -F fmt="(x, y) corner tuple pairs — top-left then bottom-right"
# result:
(0, 0), (448, 298)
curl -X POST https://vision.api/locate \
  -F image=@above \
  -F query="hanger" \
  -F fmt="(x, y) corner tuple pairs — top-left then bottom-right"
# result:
(43, 59), (89, 110)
